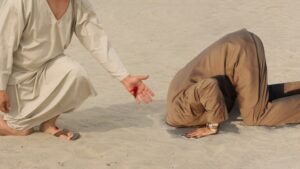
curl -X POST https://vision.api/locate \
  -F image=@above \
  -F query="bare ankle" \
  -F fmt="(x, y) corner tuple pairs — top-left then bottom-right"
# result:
(0, 119), (33, 136)
(16, 129), (34, 136)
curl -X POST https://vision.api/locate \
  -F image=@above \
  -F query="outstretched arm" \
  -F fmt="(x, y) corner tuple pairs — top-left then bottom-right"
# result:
(73, 1), (154, 103)
(74, 1), (129, 81)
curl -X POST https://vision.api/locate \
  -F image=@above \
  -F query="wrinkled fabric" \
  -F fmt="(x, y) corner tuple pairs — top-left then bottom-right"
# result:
(167, 29), (300, 127)
(0, 0), (128, 130)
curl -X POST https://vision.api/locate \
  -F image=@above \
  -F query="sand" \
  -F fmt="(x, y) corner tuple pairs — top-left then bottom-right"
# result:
(1, 0), (300, 169)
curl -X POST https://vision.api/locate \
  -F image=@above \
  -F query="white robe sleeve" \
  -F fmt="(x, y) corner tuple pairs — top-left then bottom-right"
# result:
(74, 0), (129, 81)
(0, 0), (24, 90)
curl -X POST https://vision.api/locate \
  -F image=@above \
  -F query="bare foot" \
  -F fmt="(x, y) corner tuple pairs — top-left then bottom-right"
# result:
(184, 127), (218, 139)
(0, 117), (33, 136)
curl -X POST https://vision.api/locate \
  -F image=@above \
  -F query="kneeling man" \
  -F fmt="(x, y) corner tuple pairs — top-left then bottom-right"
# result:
(166, 29), (300, 138)
(0, 0), (154, 140)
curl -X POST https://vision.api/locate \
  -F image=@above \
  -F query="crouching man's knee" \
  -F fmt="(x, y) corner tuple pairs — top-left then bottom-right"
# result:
(165, 112), (202, 128)
(165, 113), (188, 127)
(68, 63), (89, 80)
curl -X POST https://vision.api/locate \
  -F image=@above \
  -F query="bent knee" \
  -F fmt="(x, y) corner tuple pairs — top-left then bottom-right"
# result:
(68, 63), (89, 80)
(166, 113), (198, 127)
(166, 117), (182, 127)
(49, 56), (89, 81)
(166, 113), (184, 127)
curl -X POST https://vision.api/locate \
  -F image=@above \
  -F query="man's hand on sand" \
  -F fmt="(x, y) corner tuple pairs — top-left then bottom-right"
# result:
(0, 91), (10, 113)
(122, 75), (155, 104)
(184, 127), (218, 139)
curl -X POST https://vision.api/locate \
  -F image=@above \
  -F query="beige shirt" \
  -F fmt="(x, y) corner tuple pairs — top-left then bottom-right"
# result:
(0, 0), (129, 91)
(166, 29), (258, 125)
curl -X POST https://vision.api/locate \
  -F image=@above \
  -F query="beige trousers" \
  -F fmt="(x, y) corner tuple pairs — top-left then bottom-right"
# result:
(166, 29), (300, 127)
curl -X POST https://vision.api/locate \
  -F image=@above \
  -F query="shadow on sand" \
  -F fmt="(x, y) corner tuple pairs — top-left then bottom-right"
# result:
(58, 100), (245, 137)
(58, 100), (300, 137)
(58, 100), (166, 133)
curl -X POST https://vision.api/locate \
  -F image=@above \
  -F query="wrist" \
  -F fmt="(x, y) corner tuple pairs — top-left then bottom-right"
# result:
(120, 72), (131, 82)
(121, 75), (131, 84)
(206, 123), (219, 130)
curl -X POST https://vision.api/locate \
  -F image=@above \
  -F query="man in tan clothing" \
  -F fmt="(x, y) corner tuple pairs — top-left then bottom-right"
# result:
(0, 0), (154, 140)
(166, 29), (300, 138)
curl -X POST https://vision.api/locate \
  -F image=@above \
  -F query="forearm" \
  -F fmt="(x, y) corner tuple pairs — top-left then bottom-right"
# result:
(197, 78), (229, 124)
(92, 48), (129, 81)
(74, 1), (129, 81)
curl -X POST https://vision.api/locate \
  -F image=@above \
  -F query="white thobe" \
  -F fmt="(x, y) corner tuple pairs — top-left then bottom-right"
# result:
(0, 0), (129, 130)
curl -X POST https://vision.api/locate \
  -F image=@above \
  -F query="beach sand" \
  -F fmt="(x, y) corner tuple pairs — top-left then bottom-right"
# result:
(1, 0), (300, 169)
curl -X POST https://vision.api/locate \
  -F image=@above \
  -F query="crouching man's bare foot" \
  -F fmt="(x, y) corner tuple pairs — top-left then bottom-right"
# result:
(0, 117), (33, 136)
(185, 123), (219, 139)
(40, 116), (80, 141)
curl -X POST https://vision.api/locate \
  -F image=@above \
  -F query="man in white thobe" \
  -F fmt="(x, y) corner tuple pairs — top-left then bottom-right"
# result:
(0, 0), (154, 140)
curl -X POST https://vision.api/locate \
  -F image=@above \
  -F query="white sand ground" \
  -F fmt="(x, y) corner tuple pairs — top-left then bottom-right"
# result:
(1, 0), (300, 169)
